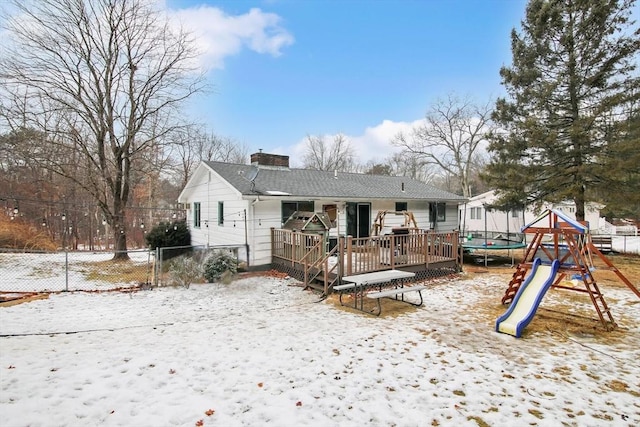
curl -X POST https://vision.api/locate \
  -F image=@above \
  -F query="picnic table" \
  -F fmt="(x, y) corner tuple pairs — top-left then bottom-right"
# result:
(333, 270), (425, 316)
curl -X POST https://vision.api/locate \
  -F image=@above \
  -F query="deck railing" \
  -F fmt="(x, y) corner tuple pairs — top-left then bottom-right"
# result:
(271, 228), (325, 265)
(344, 230), (459, 275)
(271, 228), (460, 280)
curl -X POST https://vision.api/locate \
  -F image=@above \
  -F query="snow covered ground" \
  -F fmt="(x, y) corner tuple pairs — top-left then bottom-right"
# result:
(1, 270), (639, 427)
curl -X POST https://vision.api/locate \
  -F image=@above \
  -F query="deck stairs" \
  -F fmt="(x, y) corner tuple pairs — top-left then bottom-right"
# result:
(302, 243), (340, 296)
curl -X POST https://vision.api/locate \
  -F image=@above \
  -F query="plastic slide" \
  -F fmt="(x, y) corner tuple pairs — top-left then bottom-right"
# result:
(495, 258), (560, 338)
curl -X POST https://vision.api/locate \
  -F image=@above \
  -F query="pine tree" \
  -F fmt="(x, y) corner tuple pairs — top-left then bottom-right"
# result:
(483, 0), (640, 221)
(597, 107), (640, 218)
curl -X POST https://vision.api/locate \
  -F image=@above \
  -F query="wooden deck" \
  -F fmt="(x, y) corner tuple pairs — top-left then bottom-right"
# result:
(271, 228), (462, 295)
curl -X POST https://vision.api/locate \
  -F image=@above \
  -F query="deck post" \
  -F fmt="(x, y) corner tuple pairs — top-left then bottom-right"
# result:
(270, 228), (274, 264)
(338, 235), (345, 282)
(390, 234), (396, 269)
(423, 231), (429, 268)
(346, 235), (353, 275)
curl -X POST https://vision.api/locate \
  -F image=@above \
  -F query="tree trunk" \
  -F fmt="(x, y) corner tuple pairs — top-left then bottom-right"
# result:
(575, 189), (586, 223)
(113, 229), (129, 260)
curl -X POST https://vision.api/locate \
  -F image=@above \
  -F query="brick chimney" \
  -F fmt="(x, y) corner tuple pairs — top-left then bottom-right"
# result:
(250, 150), (290, 168)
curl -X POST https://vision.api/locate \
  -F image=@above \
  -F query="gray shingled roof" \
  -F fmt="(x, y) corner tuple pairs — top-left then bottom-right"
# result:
(205, 161), (465, 201)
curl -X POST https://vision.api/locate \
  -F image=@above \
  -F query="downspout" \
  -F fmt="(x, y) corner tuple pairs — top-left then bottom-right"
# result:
(243, 208), (250, 267)
(207, 171), (211, 247)
(461, 202), (467, 236)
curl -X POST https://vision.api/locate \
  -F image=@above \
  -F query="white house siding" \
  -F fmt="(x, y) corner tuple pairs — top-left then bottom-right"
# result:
(461, 190), (604, 234)
(324, 200), (458, 238)
(438, 204), (460, 232)
(249, 199), (283, 266)
(183, 168), (249, 255)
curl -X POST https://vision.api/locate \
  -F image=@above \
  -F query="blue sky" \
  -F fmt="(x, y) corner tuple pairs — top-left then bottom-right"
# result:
(165, 0), (528, 165)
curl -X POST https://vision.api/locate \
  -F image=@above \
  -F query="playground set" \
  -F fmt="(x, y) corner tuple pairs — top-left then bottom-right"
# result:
(495, 209), (640, 337)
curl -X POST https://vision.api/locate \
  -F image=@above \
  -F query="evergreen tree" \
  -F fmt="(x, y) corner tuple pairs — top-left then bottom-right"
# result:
(145, 220), (191, 259)
(483, 0), (640, 221)
(597, 105), (640, 218)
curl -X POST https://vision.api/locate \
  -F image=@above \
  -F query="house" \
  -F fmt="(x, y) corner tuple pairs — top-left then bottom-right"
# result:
(178, 151), (466, 268)
(461, 190), (605, 238)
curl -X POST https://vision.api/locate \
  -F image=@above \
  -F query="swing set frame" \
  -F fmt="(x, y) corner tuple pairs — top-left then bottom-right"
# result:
(501, 209), (640, 330)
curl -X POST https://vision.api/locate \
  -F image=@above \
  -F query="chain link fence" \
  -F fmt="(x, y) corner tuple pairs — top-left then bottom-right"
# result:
(154, 244), (247, 287)
(0, 245), (247, 292)
(0, 249), (154, 293)
(0, 244), (250, 293)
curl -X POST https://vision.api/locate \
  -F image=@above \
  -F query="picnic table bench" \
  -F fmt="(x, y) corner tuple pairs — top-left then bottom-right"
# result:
(334, 270), (424, 316)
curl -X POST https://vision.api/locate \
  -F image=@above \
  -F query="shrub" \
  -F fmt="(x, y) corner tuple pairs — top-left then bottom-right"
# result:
(167, 256), (203, 289)
(145, 220), (191, 260)
(0, 217), (57, 250)
(203, 250), (238, 283)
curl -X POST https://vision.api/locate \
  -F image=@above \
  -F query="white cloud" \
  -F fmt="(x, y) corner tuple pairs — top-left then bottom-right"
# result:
(350, 119), (424, 163)
(167, 5), (294, 70)
(286, 118), (424, 167)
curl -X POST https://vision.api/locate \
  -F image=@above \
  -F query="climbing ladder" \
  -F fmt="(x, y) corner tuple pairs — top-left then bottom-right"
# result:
(563, 232), (616, 329)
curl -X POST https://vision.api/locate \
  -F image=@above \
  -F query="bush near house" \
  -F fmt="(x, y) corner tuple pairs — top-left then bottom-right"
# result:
(203, 251), (238, 283)
(167, 256), (203, 289)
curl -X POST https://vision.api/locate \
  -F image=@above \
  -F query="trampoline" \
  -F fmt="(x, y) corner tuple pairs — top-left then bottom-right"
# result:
(462, 232), (526, 266)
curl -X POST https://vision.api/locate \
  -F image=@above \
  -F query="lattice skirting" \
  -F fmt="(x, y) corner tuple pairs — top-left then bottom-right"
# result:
(271, 259), (306, 282)
(413, 267), (459, 281)
(271, 258), (459, 287)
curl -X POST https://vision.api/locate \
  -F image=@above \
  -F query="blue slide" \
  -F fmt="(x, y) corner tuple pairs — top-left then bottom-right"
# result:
(496, 258), (560, 338)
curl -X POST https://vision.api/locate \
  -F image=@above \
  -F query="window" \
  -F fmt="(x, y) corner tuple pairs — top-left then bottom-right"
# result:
(282, 201), (314, 224)
(218, 202), (224, 226)
(430, 202), (446, 223)
(193, 202), (201, 228)
(395, 202), (408, 212)
(470, 207), (481, 220)
(470, 208), (476, 220)
(511, 209), (521, 218)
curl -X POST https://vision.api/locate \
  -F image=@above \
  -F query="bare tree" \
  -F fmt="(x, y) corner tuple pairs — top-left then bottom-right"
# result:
(363, 161), (393, 176)
(302, 133), (357, 171)
(393, 94), (494, 197)
(0, 0), (205, 258)
(200, 134), (248, 165)
(168, 126), (249, 189)
(387, 152), (438, 184)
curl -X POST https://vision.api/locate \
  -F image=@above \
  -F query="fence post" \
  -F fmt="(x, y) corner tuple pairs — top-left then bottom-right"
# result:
(65, 249), (69, 292)
(155, 247), (161, 287)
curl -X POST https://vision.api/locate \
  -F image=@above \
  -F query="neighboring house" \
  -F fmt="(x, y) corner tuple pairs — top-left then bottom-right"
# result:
(461, 190), (605, 237)
(178, 151), (466, 267)
(601, 218), (639, 236)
